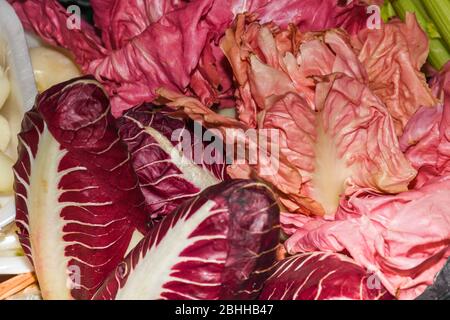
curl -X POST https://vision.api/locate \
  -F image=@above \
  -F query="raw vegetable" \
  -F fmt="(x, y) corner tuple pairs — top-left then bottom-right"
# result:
(389, 0), (450, 70)
(0, 1), (38, 279)
(14, 77), (150, 300)
(0, 152), (14, 194)
(283, 175), (450, 300)
(164, 16), (417, 217)
(351, 13), (438, 134)
(11, 0), (378, 116)
(118, 106), (228, 222)
(90, 0), (189, 50)
(8, 0), (105, 69)
(400, 61), (450, 188)
(29, 46), (82, 93)
(0, 49), (10, 110)
(259, 252), (393, 300)
(0, 45), (11, 154)
(91, 0), (375, 51)
(0, 114), (10, 152)
(421, 0), (450, 51)
(93, 179), (280, 300)
(0, 195), (14, 228)
(0, 225), (22, 257)
(6, 0), (449, 301)
(0, 224), (33, 276)
(0, 0), (38, 161)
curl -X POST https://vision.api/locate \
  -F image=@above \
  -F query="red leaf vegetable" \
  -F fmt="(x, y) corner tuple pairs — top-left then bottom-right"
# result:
(162, 15), (417, 217)
(10, 0), (377, 116)
(400, 61), (450, 188)
(282, 175), (450, 300)
(259, 252), (393, 300)
(13, 77), (150, 300)
(117, 106), (229, 222)
(90, 0), (190, 50)
(352, 13), (438, 135)
(93, 179), (280, 300)
(8, 0), (106, 67)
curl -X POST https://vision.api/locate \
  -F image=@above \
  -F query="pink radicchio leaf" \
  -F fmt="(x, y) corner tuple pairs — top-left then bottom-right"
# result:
(219, 18), (368, 126)
(400, 61), (450, 188)
(191, 0), (376, 108)
(117, 105), (229, 222)
(13, 77), (150, 300)
(351, 13), (438, 135)
(93, 179), (280, 300)
(283, 175), (450, 300)
(89, 0), (190, 50)
(8, 0), (106, 68)
(86, 0), (232, 117)
(253, 0), (377, 35)
(259, 252), (393, 300)
(158, 76), (417, 219)
(220, 18), (416, 216)
(156, 87), (307, 216)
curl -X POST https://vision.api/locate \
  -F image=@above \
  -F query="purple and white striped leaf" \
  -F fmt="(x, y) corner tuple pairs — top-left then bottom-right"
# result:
(14, 77), (150, 300)
(118, 106), (229, 222)
(259, 252), (394, 300)
(93, 179), (280, 300)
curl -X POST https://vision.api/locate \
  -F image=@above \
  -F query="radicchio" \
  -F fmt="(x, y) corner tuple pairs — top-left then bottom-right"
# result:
(14, 77), (149, 300)
(11, 0), (377, 116)
(93, 179), (280, 300)
(400, 61), (450, 188)
(162, 16), (417, 216)
(283, 176), (450, 300)
(8, 0), (106, 67)
(351, 13), (438, 135)
(117, 106), (228, 222)
(89, 0), (190, 50)
(259, 252), (393, 300)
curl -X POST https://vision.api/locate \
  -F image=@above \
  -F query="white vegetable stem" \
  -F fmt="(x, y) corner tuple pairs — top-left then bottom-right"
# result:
(0, 51), (10, 110)
(0, 232), (21, 256)
(0, 114), (10, 152)
(0, 152), (14, 193)
(29, 47), (81, 93)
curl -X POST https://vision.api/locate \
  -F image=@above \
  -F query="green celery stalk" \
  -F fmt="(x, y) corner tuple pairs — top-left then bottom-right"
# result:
(390, 0), (450, 70)
(421, 0), (450, 52)
(381, 1), (397, 22)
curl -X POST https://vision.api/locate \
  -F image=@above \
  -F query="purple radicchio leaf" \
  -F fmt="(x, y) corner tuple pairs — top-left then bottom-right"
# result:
(13, 76), (150, 300)
(117, 105), (229, 222)
(259, 252), (394, 300)
(93, 179), (280, 300)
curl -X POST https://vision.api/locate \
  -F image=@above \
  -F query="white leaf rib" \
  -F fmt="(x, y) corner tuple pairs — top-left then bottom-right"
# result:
(168, 277), (221, 287)
(293, 267), (319, 300)
(132, 143), (162, 156)
(136, 159), (171, 171)
(314, 270), (336, 300)
(94, 137), (120, 155)
(109, 153), (131, 172)
(63, 216), (128, 228)
(293, 252), (321, 271)
(140, 173), (183, 187)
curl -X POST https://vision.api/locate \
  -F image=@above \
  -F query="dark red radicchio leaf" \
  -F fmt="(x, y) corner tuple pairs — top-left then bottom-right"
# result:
(93, 179), (280, 300)
(117, 106), (229, 222)
(13, 77), (150, 300)
(259, 252), (394, 300)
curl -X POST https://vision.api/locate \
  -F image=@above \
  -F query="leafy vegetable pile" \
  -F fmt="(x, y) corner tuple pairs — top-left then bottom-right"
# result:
(6, 0), (450, 300)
